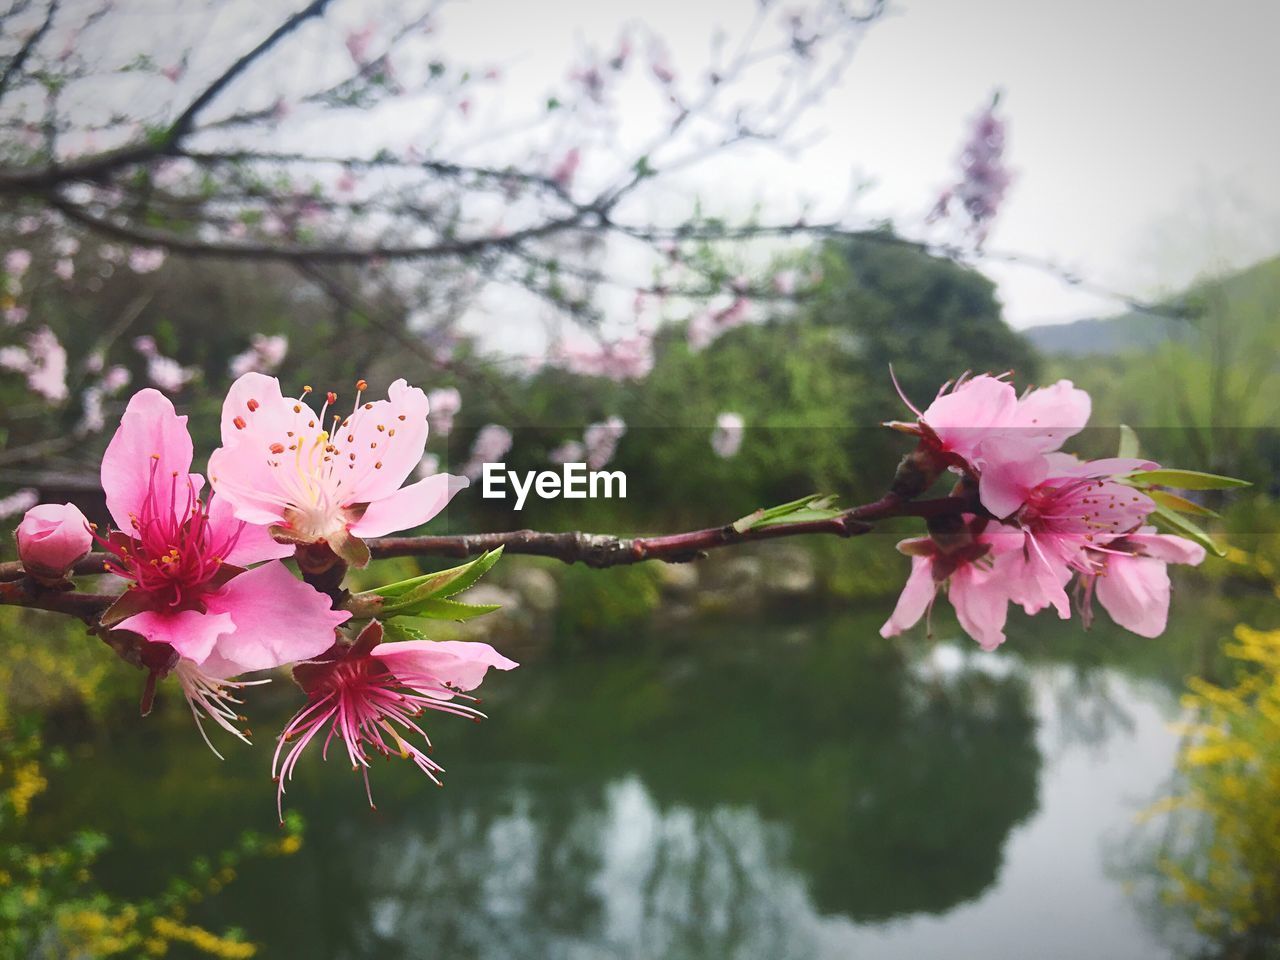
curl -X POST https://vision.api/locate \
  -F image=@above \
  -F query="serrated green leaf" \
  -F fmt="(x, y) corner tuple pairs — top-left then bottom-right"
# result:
(380, 620), (427, 643)
(1151, 502), (1227, 557)
(401, 598), (502, 622)
(1117, 424), (1140, 459)
(364, 547), (503, 601)
(1127, 468), (1251, 490)
(1148, 489), (1220, 518)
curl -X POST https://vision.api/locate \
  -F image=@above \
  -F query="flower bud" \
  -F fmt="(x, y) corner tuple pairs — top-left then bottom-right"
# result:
(16, 502), (93, 582)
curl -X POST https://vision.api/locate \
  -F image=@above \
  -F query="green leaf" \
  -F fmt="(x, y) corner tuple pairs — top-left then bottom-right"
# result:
(731, 494), (840, 533)
(403, 598), (502, 622)
(1150, 502), (1227, 558)
(381, 620), (427, 643)
(1126, 468), (1251, 490)
(1148, 489), (1220, 519)
(1116, 424), (1140, 459)
(367, 547), (503, 599)
(359, 548), (504, 617)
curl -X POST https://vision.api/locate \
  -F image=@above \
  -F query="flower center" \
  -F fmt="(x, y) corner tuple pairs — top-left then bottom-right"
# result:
(249, 380), (402, 538)
(102, 456), (241, 608)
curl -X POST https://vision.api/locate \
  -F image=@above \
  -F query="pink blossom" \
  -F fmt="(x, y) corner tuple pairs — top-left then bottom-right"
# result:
(16, 217), (41, 235)
(229, 333), (289, 378)
(160, 63), (184, 83)
(209, 374), (468, 563)
(987, 454), (1157, 618)
(6, 249), (32, 277)
(23, 327), (68, 402)
(16, 502), (93, 580)
(54, 258), (74, 281)
(0, 346), (28, 371)
(549, 440), (585, 465)
(335, 168), (358, 194)
(880, 530), (1014, 651)
(688, 296), (750, 351)
(584, 416), (625, 470)
(550, 148), (581, 190)
(147, 356), (194, 393)
(462, 424), (513, 481)
(551, 333), (653, 381)
(78, 386), (106, 434)
(1076, 527), (1205, 637)
(415, 452), (441, 480)
(345, 24), (374, 64)
(98, 390), (348, 747)
(426, 387), (461, 437)
(274, 620), (517, 815)
(710, 412), (744, 459)
(3, 305), (29, 326)
(100, 365), (131, 394)
(128, 247), (166, 274)
(891, 373), (1091, 486)
(931, 92), (1012, 247)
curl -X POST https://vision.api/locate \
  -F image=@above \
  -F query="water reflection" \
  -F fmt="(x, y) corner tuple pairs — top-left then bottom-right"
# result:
(31, 612), (1184, 958)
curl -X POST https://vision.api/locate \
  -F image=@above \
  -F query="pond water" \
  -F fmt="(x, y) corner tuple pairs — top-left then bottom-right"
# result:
(30, 606), (1213, 959)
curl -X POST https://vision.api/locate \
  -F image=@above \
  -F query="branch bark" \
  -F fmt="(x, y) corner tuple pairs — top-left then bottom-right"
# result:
(0, 491), (974, 617)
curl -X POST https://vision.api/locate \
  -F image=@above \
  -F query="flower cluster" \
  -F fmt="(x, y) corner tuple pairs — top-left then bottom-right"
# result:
(881, 373), (1206, 649)
(12, 375), (513, 812)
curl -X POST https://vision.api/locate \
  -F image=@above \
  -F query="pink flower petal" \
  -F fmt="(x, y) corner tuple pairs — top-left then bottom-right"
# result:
(920, 375), (1018, 461)
(1096, 555), (1170, 638)
(1126, 529), (1206, 566)
(208, 445), (286, 526)
(1009, 380), (1090, 451)
(879, 555), (936, 638)
(204, 562), (350, 675)
(207, 494), (294, 565)
(117, 608), (235, 664)
(372, 639), (518, 693)
(100, 389), (194, 531)
(949, 564), (1009, 650)
(975, 437), (1049, 519)
(341, 379), (430, 504)
(347, 473), (468, 538)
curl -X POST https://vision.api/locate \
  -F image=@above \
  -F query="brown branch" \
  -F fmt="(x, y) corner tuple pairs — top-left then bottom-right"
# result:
(0, 493), (974, 616)
(48, 196), (590, 263)
(0, 0), (59, 101)
(368, 493), (963, 567)
(0, 0), (332, 193)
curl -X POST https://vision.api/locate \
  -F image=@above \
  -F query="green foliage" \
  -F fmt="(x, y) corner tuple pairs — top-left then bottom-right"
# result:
(553, 563), (664, 646)
(361, 548), (504, 620)
(0, 717), (304, 958)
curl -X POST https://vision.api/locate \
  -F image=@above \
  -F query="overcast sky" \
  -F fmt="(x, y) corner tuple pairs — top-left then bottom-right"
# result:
(430, 0), (1280, 330)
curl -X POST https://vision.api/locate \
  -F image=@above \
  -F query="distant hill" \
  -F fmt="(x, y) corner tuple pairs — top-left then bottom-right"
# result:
(1023, 255), (1280, 357)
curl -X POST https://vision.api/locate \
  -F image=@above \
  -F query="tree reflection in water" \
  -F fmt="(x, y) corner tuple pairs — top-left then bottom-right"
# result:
(185, 613), (1042, 958)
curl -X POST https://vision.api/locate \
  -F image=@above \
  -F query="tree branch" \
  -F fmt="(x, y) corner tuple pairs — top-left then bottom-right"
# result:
(0, 492), (974, 621)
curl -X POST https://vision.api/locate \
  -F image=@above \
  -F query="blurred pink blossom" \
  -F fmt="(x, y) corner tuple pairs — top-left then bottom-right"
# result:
(549, 440), (585, 465)
(229, 334), (288, 378)
(584, 416), (626, 470)
(5, 249), (31, 277)
(427, 386), (461, 436)
(463, 424), (513, 480)
(710, 412), (744, 458)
